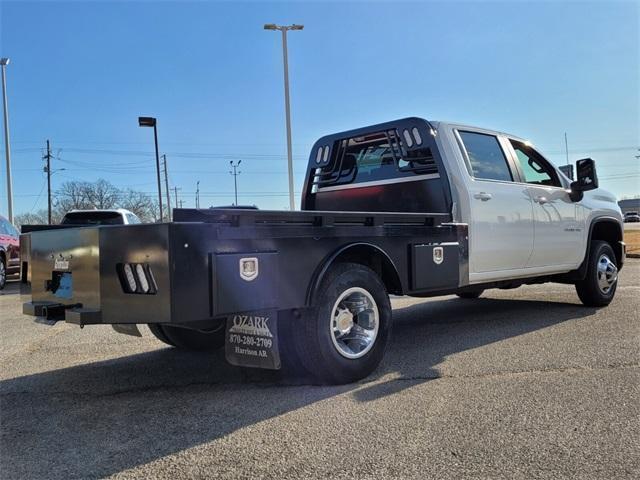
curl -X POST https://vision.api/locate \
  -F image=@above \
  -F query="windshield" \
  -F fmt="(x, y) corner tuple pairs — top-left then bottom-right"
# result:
(61, 211), (125, 225)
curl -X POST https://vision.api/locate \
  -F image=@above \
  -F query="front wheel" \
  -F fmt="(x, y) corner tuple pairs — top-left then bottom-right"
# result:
(575, 240), (618, 307)
(148, 324), (225, 351)
(292, 262), (392, 384)
(0, 256), (6, 290)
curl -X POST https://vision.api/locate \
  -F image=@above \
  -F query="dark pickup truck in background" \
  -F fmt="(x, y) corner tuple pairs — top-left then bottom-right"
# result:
(20, 117), (624, 383)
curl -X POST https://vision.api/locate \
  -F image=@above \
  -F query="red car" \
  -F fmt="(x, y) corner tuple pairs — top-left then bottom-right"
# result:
(0, 214), (20, 290)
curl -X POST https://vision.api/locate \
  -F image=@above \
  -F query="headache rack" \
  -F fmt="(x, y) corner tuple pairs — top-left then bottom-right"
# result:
(312, 125), (439, 189)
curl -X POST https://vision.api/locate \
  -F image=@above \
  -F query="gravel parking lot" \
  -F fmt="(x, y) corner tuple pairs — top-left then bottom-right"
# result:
(1, 260), (638, 479)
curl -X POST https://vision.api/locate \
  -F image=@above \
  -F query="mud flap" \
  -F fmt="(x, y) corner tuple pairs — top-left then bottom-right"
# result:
(225, 310), (281, 370)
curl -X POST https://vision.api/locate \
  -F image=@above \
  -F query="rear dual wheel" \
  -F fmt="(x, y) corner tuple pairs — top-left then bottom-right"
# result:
(148, 323), (225, 351)
(291, 262), (392, 384)
(456, 290), (484, 299)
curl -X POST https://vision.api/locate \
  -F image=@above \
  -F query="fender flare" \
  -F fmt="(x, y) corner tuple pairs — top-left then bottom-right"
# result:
(576, 216), (624, 278)
(305, 242), (403, 306)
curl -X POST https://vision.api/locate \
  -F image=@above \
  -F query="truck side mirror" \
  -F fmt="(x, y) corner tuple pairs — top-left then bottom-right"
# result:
(569, 158), (598, 202)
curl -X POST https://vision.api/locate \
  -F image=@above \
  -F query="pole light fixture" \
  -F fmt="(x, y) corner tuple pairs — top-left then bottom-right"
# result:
(263, 23), (303, 210)
(1, 57), (13, 223)
(138, 116), (164, 222)
(138, 116), (156, 127)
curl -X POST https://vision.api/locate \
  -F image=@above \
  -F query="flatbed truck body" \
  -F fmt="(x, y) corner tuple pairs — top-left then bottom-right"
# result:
(20, 117), (624, 383)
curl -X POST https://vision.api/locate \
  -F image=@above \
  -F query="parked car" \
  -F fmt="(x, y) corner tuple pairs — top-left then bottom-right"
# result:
(61, 209), (142, 226)
(624, 212), (640, 223)
(21, 117), (625, 383)
(0, 214), (20, 290)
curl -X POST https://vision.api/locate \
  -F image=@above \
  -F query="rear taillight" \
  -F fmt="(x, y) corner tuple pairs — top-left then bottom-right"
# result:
(116, 263), (157, 294)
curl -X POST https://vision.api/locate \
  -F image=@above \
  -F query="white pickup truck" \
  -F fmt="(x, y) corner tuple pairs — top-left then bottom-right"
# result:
(21, 118), (625, 383)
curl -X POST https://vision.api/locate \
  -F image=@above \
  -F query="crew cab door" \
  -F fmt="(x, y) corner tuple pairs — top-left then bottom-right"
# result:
(456, 130), (534, 278)
(506, 139), (584, 268)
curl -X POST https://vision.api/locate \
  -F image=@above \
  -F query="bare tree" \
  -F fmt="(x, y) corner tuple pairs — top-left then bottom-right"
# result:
(85, 179), (120, 209)
(120, 189), (160, 223)
(16, 180), (166, 225)
(13, 210), (49, 229)
(55, 180), (92, 212)
(55, 179), (119, 212)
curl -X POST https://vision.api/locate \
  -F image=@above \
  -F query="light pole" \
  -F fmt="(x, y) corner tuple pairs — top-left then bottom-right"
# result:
(264, 23), (303, 211)
(138, 116), (163, 222)
(1, 58), (13, 223)
(229, 160), (241, 206)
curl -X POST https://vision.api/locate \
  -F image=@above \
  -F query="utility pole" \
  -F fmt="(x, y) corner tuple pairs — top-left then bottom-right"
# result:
(564, 132), (569, 166)
(161, 154), (171, 221)
(173, 186), (181, 210)
(195, 181), (200, 209)
(43, 140), (52, 224)
(1, 58), (13, 223)
(229, 160), (241, 206)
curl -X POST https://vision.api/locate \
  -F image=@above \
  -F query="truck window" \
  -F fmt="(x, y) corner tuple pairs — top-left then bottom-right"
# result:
(61, 211), (125, 225)
(126, 213), (141, 224)
(458, 131), (513, 182)
(510, 140), (561, 187)
(316, 129), (438, 189)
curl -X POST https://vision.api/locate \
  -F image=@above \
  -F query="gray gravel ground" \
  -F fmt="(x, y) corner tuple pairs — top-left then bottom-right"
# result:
(1, 261), (638, 479)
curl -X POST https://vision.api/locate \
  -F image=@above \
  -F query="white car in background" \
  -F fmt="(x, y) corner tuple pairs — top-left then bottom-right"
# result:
(60, 209), (142, 226)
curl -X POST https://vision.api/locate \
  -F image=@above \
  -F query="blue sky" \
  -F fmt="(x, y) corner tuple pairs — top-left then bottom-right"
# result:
(0, 0), (638, 215)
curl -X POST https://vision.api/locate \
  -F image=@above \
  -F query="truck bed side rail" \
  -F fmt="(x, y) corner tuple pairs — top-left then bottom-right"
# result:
(172, 208), (451, 227)
(21, 224), (79, 234)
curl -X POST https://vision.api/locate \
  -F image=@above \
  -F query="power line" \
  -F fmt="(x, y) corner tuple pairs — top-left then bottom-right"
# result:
(28, 179), (47, 213)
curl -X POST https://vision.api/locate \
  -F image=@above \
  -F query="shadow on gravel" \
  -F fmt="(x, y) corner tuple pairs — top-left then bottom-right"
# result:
(0, 281), (20, 296)
(0, 297), (596, 478)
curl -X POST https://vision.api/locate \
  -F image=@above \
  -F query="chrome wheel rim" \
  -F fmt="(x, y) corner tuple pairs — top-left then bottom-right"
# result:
(330, 287), (379, 359)
(0, 260), (5, 285)
(596, 254), (617, 294)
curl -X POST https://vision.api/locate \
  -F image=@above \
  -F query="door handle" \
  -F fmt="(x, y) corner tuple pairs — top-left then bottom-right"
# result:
(473, 192), (493, 201)
(534, 195), (549, 204)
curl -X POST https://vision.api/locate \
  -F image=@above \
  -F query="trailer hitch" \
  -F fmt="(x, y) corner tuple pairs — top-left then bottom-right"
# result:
(41, 303), (83, 320)
(23, 301), (82, 323)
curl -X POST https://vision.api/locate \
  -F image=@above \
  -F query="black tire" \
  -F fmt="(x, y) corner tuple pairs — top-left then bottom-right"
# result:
(148, 324), (225, 351)
(147, 324), (176, 347)
(292, 262), (392, 384)
(0, 255), (6, 291)
(575, 240), (618, 307)
(456, 290), (484, 299)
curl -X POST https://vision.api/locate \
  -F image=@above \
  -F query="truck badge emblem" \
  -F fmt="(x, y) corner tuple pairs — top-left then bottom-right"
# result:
(433, 247), (444, 265)
(239, 257), (258, 281)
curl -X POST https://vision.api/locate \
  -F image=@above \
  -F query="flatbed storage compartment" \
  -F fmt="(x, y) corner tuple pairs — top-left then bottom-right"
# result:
(411, 243), (460, 290)
(23, 224), (173, 325)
